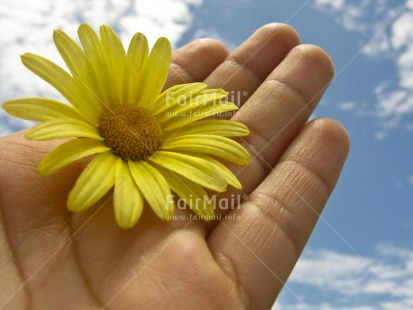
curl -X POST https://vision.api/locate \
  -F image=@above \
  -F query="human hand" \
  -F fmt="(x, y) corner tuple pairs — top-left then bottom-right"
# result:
(0, 24), (349, 310)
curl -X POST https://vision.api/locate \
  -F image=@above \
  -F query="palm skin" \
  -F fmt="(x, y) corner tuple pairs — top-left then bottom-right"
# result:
(0, 24), (349, 310)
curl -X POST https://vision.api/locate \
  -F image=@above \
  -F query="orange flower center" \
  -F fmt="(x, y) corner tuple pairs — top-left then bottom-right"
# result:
(99, 105), (162, 161)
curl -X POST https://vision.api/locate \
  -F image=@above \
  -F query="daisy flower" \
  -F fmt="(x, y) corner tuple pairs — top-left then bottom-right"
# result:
(2, 24), (250, 228)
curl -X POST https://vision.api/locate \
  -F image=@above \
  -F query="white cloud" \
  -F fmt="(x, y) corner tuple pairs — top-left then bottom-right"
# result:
(339, 101), (357, 111)
(314, 0), (413, 136)
(361, 31), (392, 56)
(313, 0), (369, 32)
(376, 89), (410, 118)
(0, 0), (201, 136)
(391, 12), (413, 50)
(118, 0), (201, 46)
(314, 0), (345, 13)
(288, 249), (371, 296)
(276, 245), (413, 309)
(397, 44), (413, 88)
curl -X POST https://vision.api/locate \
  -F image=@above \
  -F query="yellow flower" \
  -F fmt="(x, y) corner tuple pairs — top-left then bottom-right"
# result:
(2, 24), (250, 228)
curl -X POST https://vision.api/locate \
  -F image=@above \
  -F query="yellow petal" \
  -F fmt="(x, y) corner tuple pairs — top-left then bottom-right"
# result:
(149, 151), (227, 192)
(67, 152), (116, 212)
(38, 139), (110, 176)
(100, 25), (127, 105)
(53, 29), (89, 82)
(53, 29), (102, 98)
(114, 159), (144, 228)
(151, 83), (207, 115)
(128, 160), (174, 220)
(25, 118), (103, 141)
(157, 166), (214, 220)
(162, 134), (250, 165)
(156, 89), (228, 123)
(160, 101), (239, 131)
(165, 119), (249, 137)
(126, 32), (148, 105)
(78, 24), (114, 108)
(21, 53), (104, 124)
(203, 155), (243, 190)
(135, 37), (171, 109)
(2, 98), (86, 122)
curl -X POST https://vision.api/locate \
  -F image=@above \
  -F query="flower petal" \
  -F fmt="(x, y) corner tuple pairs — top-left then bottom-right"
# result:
(67, 152), (116, 212)
(156, 89), (228, 123)
(164, 119), (250, 137)
(100, 25), (127, 105)
(135, 37), (171, 109)
(38, 139), (110, 176)
(149, 151), (227, 192)
(162, 134), (250, 165)
(53, 29), (103, 99)
(202, 155), (243, 190)
(25, 118), (103, 141)
(151, 82), (207, 115)
(78, 24), (114, 108)
(2, 98), (85, 122)
(128, 160), (174, 220)
(157, 166), (214, 220)
(160, 101), (239, 131)
(21, 53), (104, 124)
(53, 29), (89, 82)
(126, 32), (148, 105)
(114, 159), (144, 228)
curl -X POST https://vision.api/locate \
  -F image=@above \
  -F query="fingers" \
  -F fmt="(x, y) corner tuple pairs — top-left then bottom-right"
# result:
(208, 118), (350, 309)
(0, 205), (29, 308)
(0, 133), (93, 303)
(164, 38), (229, 87)
(231, 44), (335, 195)
(205, 23), (300, 107)
(0, 133), (75, 229)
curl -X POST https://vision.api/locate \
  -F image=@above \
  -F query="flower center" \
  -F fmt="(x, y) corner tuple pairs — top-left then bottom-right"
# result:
(98, 105), (162, 161)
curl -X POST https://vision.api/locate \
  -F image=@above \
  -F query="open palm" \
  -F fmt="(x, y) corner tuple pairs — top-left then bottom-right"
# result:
(0, 24), (349, 310)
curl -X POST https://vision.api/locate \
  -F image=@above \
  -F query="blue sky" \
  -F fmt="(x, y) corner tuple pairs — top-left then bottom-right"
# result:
(1, 0), (412, 308)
